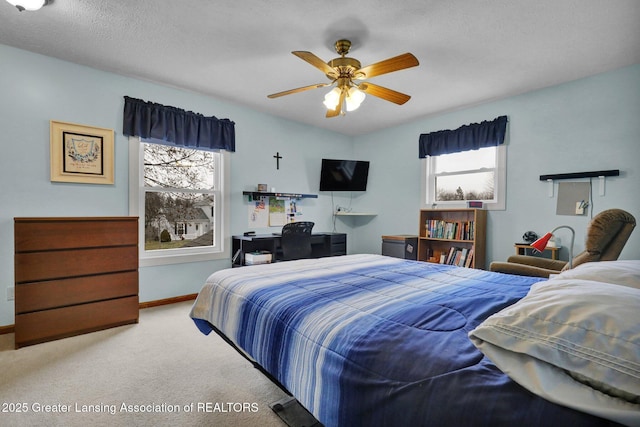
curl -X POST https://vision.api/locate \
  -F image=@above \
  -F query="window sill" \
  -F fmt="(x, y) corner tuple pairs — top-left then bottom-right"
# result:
(139, 250), (229, 267)
(424, 201), (505, 211)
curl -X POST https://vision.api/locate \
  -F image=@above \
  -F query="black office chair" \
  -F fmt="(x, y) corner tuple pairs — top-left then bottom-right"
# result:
(280, 221), (314, 261)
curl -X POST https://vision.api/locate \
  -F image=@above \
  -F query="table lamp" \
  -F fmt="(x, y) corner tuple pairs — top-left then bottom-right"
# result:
(531, 225), (575, 268)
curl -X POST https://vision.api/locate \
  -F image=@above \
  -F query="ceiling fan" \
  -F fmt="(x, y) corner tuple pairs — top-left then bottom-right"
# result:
(267, 39), (419, 118)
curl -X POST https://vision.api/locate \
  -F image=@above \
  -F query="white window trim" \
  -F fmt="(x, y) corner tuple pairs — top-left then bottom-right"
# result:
(128, 136), (231, 267)
(421, 144), (506, 211)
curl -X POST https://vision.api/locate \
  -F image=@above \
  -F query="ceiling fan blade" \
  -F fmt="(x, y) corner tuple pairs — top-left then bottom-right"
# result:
(359, 82), (411, 105)
(267, 83), (331, 99)
(355, 53), (419, 79)
(326, 89), (345, 118)
(292, 51), (338, 78)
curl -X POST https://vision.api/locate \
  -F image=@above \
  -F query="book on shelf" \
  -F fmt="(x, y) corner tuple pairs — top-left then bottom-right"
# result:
(441, 246), (474, 267)
(464, 247), (475, 268)
(425, 219), (475, 240)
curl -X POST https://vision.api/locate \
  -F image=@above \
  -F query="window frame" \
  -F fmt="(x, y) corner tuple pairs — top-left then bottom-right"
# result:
(128, 136), (230, 267)
(421, 144), (507, 210)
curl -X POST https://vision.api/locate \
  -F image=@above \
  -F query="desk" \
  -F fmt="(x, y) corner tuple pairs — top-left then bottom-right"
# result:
(232, 232), (346, 267)
(514, 243), (560, 260)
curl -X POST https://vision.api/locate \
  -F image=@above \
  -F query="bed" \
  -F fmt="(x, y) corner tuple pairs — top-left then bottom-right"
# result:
(190, 254), (639, 426)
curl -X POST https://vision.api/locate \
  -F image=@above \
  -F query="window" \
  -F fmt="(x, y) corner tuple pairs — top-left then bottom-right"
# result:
(423, 145), (506, 210)
(129, 137), (230, 266)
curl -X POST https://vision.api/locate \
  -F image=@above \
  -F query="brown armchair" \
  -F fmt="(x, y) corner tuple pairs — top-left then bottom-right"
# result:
(490, 209), (636, 278)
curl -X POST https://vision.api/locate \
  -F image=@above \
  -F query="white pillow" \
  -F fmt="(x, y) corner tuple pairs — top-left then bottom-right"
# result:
(552, 260), (640, 289)
(469, 277), (640, 426)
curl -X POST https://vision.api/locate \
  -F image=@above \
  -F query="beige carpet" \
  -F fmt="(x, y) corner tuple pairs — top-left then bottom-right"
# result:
(0, 301), (290, 426)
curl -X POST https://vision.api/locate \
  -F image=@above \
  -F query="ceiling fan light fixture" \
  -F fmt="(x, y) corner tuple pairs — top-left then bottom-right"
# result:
(6, 0), (46, 11)
(268, 39), (418, 118)
(345, 87), (366, 112)
(323, 87), (341, 110)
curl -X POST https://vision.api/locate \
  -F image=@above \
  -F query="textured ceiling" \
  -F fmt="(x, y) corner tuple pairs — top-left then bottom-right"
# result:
(1, 0), (639, 136)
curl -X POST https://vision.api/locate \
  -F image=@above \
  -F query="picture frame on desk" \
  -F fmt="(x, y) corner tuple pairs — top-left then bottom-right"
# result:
(50, 120), (114, 185)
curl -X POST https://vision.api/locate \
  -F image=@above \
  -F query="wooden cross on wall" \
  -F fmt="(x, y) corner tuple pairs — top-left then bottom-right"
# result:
(273, 152), (283, 170)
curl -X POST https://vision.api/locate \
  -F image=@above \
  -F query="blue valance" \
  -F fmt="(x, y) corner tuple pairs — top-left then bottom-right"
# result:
(418, 115), (507, 158)
(122, 96), (235, 152)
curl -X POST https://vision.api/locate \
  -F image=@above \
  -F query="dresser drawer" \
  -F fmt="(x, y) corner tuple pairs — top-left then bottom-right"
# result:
(16, 271), (138, 314)
(15, 296), (139, 348)
(15, 217), (137, 252)
(15, 246), (138, 283)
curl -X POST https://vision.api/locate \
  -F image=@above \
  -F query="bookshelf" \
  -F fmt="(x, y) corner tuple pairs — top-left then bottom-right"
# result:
(417, 208), (487, 269)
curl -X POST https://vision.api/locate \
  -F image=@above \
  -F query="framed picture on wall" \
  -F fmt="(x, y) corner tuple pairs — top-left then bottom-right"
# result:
(50, 120), (114, 184)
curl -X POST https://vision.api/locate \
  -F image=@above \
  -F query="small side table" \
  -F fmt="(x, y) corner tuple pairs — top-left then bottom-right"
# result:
(514, 243), (560, 260)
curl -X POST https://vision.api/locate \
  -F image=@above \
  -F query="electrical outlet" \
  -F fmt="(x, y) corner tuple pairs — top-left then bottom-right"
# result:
(7, 287), (14, 301)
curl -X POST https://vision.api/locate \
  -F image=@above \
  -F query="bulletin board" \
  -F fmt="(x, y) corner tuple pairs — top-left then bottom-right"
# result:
(247, 196), (304, 227)
(556, 182), (589, 216)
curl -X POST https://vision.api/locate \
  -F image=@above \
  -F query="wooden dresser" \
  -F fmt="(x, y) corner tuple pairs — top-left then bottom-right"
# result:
(14, 217), (139, 348)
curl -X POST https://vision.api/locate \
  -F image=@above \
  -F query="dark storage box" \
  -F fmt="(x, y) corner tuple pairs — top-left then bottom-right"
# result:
(381, 235), (418, 260)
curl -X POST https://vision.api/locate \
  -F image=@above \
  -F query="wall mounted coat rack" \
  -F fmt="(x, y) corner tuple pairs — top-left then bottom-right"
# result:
(540, 169), (620, 197)
(539, 169), (619, 181)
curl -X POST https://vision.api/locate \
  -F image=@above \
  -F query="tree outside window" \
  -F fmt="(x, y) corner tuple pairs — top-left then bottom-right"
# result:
(142, 143), (217, 251)
(434, 146), (496, 201)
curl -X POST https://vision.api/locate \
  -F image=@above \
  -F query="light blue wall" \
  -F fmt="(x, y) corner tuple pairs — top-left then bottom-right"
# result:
(0, 44), (352, 326)
(1, 43), (638, 327)
(352, 64), (640, 264)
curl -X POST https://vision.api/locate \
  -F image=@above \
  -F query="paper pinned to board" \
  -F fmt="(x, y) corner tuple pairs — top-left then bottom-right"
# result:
(248, 197), (269, 227)
(269, 197), (287, 226)
(248, 196), (303, 227)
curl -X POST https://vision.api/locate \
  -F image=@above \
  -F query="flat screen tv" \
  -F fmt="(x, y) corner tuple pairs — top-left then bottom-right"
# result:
(319, 159), (370, 192)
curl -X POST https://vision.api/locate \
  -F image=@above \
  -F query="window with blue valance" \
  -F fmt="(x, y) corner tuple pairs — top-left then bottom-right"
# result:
(122, 96), (235, 152)
(418, 115), (507, 158)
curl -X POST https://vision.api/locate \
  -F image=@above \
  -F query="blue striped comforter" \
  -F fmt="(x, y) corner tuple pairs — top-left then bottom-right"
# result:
(190, 254), (619, 427)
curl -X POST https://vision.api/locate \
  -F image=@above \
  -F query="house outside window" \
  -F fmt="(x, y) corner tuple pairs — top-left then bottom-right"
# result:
(129, 137), (230, 266)
(423, 145), (506, 210)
